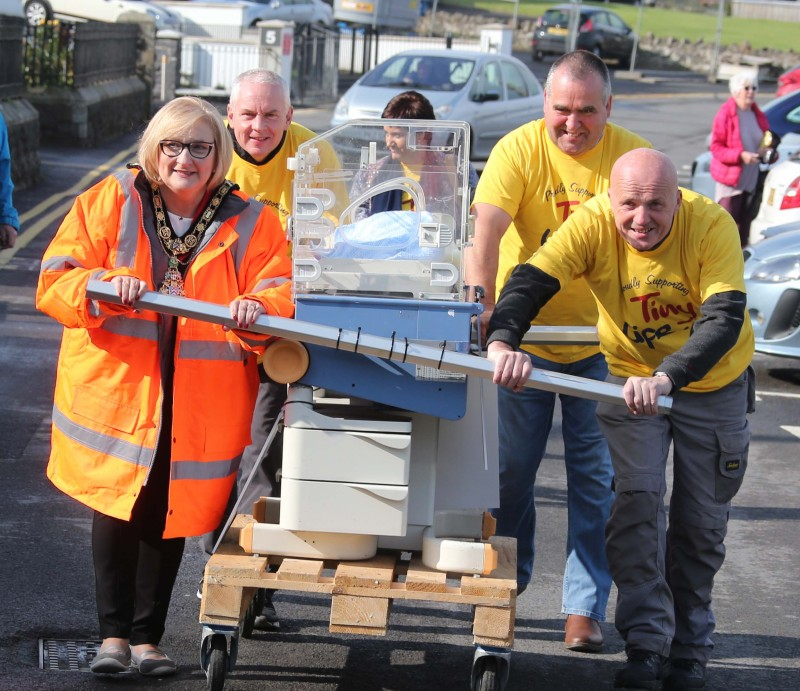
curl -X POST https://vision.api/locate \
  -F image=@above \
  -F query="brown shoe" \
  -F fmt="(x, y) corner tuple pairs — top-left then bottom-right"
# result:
(564, 614), (603, 653)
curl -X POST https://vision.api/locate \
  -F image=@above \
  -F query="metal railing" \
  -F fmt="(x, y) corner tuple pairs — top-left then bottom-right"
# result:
(22, 20), (139, 89)
(292, 23), (340, 107)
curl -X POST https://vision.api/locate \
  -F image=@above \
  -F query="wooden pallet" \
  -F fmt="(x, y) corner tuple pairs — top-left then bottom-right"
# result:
(200, 516), (517, 648)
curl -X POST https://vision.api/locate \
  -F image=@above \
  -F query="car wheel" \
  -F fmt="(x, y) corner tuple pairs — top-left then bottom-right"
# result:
(590, 45), (602, 59)
(532, 49), (544, 62)
(24, 0), (52, 26)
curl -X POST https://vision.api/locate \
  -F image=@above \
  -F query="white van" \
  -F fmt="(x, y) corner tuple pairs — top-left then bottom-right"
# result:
(23, 0), (181, 30)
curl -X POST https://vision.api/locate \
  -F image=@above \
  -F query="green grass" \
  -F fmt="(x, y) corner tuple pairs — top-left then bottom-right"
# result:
(440, 0), (800, 53)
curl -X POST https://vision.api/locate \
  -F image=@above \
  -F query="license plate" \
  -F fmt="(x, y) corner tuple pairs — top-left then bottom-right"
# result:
(767, 188), (775, 207)
(547, 27), (569, 36)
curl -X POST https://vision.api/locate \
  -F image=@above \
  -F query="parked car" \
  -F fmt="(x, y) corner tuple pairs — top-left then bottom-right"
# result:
(689, 90), (800, 201)
(776, 63), (800, 98)
(0, 0), (23, 17)
(23, 0), (181, 30)
(184, 0), (333, 27)
(331, 49), (545, 162)
(749, 151), (800, 243)
(743, 223), (800, 358)
(531, 4), (635, 68)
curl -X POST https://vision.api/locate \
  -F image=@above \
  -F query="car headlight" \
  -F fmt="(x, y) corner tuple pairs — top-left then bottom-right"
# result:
(434, 104), (452, 118)
(750, 256), (800, 283)
(333, 97), (349, 120)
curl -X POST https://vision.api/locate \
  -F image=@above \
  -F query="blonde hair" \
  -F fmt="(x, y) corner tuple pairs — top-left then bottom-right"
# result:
(137, 97), (232, 188)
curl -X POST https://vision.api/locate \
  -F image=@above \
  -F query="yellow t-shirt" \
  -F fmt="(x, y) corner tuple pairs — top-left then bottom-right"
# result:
(226, 121), (340, 232)
(473, 119), (651, 363)
(528, 189), (755, 392)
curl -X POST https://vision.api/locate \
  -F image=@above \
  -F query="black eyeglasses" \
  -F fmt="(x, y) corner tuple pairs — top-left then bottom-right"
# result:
(159, 140), (214, 159)
(743, 85), (758, 91)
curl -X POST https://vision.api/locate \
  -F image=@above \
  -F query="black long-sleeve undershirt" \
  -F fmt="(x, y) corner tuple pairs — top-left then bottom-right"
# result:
(487, 263), (747, 391)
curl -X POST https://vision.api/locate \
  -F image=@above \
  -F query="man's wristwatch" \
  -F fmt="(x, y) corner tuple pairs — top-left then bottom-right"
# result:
(653, 371), (674, 392)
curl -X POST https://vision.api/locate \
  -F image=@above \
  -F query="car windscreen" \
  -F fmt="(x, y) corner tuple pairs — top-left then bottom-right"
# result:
(361, 55), (475, 93)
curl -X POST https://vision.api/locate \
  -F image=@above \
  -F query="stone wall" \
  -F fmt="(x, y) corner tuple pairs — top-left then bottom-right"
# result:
(0, 98), (40, 191)
(27, 77), (149, 147)
(419, 9), (800, 79)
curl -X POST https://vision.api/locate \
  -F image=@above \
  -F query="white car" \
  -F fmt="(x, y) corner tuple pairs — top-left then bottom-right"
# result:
(184, 0), (333, 27)
(23, 0), (181, 30)
(749, 153), (800, 244)
(331, 49), (545, 163)
(0, 0), (23, 17)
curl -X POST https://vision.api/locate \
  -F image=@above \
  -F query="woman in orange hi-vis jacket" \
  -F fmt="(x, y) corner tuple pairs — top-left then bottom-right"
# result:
(36, 97), (294, 677)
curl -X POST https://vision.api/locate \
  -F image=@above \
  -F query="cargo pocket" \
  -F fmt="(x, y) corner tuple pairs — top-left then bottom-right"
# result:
(715, 422), (749, 503)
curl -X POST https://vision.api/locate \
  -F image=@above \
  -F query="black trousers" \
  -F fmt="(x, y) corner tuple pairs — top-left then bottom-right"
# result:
(92, 408), (185, 645)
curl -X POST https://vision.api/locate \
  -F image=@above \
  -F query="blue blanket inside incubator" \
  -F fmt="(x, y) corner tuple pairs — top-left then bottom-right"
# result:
(328, 210), (441, 260)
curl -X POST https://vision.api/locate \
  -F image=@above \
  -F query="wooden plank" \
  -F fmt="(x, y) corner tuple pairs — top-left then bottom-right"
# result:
(219, 513), (256, 545)
(405, 556), (448, 593)
(473, 604), (515, 642)
(488, 536), (517, 581)
(199, 582), (244, 622)
(333, 553), (397, 589)
(277, 558), (325, 583)
(459, 574), (516, 598)
(206, 552), (269, 583)
(329, 594), (390, 635)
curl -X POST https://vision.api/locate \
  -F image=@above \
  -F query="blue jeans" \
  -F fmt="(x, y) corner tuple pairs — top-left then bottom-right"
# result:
(494, 351), (614, 620)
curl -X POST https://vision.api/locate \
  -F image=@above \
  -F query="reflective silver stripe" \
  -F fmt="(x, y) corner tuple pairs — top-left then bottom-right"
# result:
(113, 171), (141, 268)
(253, 276), (290, 292)
(89, 269), (112, 317)
(172, 455), (240, 481)
(101, 315), (159, 340)
(231, 199), (262, 274)
(52, 404), (152, 468)
(178, 339), (244, 361)
(41, 254), (87, 272)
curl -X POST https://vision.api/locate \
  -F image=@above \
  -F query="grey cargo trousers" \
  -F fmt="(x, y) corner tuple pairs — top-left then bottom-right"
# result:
(596, 369), (751, 665)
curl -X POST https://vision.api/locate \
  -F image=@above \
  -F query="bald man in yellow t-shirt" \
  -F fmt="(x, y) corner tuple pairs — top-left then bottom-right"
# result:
(487, 149), (754, 690)
(467, 51), (650, 653)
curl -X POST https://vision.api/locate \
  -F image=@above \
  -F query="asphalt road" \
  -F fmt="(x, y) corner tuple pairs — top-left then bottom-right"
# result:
(0, 66), (798, 691)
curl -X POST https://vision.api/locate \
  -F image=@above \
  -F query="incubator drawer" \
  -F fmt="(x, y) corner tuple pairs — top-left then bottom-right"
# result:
(283, 427), (411, 485)
(279, 478), (408, 536)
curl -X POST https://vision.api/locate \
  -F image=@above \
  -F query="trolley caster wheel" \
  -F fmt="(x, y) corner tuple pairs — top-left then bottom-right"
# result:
(471, 646), (511, 691)
(241, 589), (264, 639)
(206, 634), (228, 691)
(473, 656), (499, 691)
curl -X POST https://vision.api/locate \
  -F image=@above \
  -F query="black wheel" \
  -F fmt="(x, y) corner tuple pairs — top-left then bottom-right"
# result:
(532, 49), (544, 62)
(474, 655), (499, 691)
(24, 0), (52, 26)
(590, 45), (602, 59)
(241, 589), (264, 639)
(206, 635), (228, 691)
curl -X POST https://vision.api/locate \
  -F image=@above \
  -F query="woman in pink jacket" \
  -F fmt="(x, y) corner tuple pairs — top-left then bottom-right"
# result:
(709, 70), (770, 247)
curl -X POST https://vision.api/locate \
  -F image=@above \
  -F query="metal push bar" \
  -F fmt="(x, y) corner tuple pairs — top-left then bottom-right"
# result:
(86, 280), (672, 413)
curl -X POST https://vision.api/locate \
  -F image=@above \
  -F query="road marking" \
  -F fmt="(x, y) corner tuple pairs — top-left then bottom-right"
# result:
(780, 426), (800, 439)
(0, 142), (138, 269)
(755, 389), (800, 401)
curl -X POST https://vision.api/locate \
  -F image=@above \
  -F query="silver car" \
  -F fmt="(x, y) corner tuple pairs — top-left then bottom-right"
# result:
(744, 221), (800, 358)
(331, 49), (545, 162)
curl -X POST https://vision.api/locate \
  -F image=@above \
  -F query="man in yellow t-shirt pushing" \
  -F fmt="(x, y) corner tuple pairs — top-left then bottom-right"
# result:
(467, 50), (650, 654)
(487, 148), (754, 691)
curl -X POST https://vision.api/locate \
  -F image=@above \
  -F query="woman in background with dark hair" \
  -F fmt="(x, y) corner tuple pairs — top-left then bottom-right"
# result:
(350, 90), (478, 218)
